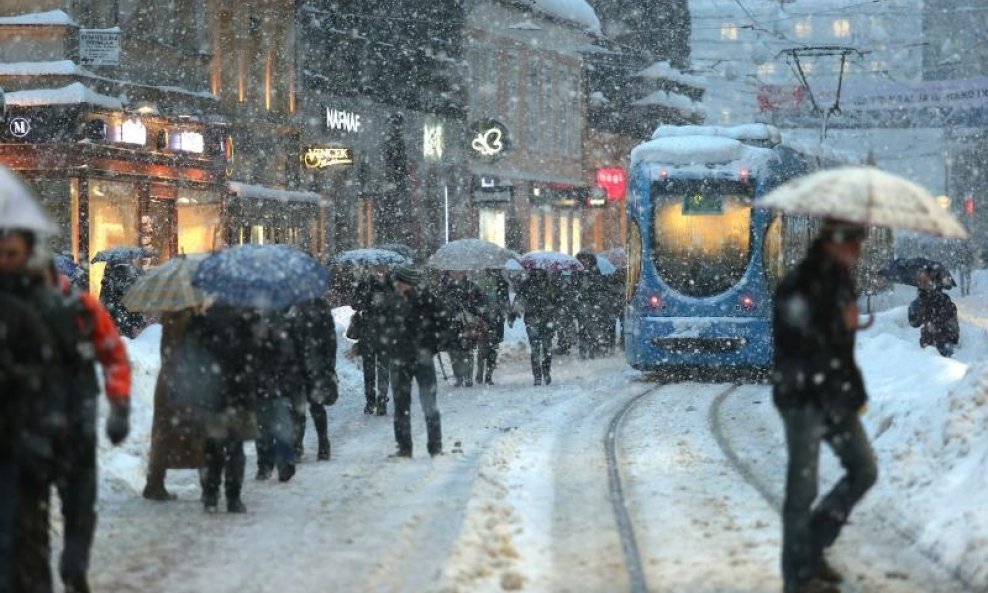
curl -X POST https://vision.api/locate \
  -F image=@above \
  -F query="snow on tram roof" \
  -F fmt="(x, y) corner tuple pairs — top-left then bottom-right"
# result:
(651, 123), (782, 144)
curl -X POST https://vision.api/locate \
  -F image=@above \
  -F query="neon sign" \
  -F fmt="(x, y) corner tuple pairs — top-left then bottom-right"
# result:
(325, 108), (362, 133)
(302, 146), (354, 169)
(469, 119), (509, 159)
(596, 168), (627, 200)
(424, 123), (444, 161)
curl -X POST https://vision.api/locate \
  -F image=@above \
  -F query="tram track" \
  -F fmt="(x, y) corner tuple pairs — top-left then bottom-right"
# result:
(709, 386), (978, 593)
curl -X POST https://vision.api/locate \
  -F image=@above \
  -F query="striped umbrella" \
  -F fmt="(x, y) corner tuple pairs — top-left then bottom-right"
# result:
(122, 254), (208, 313)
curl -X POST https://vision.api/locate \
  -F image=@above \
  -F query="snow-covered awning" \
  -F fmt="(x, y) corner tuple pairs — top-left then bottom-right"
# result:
(633, 60), (706, 87)
(523, 0), (601, 35)
(0, 10), (77, 27)
(632, 90), (707, 116)
(227, 182), (323, 205)
(5, 82), (123, 109)
(0, 60), (96, 77)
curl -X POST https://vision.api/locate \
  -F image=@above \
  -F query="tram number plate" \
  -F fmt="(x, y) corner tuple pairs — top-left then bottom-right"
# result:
(682, 193), (723, 215)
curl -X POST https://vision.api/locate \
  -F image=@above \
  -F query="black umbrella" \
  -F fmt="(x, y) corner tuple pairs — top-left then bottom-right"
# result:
(91, 246), (151, 264)
(880, 257), (956, 289)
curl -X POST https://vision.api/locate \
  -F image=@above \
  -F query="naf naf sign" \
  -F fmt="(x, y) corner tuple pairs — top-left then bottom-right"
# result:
(325, 108), (362, 133)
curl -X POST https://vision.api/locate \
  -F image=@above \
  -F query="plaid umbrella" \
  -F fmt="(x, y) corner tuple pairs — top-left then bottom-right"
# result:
(123, 255), (208, 313)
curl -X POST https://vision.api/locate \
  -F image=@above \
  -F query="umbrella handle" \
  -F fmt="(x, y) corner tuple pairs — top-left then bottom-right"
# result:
(857, 313), (875, 331)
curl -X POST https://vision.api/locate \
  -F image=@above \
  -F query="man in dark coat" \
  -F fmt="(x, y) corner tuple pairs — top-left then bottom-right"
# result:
(187, 305), (259, 513)
(512, 269), (562, 385)
(475, 269), (510, 385)
(772, 220), (878, 593)
(352, 268), (392, 415)
(442, 272), (485, 387)
(99, 262), (144, 338)
(384, 266), (446, 458)
(575, 252), (607, 359)
(252, 309), (300, 482)
(0, 288), (54, 593)
(290, 297), (338, 461)
(908, 267), (959, 357)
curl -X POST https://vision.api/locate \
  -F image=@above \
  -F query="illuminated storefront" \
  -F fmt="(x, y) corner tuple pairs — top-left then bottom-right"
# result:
(0, 101), (227, 293)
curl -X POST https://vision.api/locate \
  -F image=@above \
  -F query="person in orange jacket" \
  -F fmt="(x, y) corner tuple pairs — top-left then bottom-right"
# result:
(51, 268), (131, 593)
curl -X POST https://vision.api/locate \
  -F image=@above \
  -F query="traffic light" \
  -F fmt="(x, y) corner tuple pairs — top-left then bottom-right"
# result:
(965, 196), (975, 216)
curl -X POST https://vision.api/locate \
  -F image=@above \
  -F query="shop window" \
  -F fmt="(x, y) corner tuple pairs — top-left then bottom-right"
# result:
(832, 19), (851, 39)
(572, 216), (582, 255)
(169, 131), (205, 154)
(543, 212), (554, 252)
(88, 180), (139, 296)
(479, 208), (506, 247)
(795, 19), (812, 38)
(177, 189), (222, 254)
(529, 211), (541, 252)
(721, 24), (739, 40)
(559, 212), (570, 255)
(358, 198), (375, 247)
(757, 63), (776, 78)
(107, 119), (147, 145)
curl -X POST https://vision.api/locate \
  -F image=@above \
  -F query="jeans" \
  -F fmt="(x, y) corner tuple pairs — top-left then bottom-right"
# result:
(255, 398), (296, 471)
(526, 319), (554, 382)
(449, 348), (474, 384)
(361, 350), (390, 405)
(391, 355), (442, 455)
(202, 438), (245, 501)
(293, 402), (329, 454)
(780, 405), (878, 592)
(475, 325), (501, 383)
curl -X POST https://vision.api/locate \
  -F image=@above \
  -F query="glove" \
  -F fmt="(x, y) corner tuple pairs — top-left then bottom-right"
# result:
(106, 401), (130, 445)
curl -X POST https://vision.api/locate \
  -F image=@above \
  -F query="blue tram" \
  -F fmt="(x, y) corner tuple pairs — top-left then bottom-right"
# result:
(623, 124), (891, 373)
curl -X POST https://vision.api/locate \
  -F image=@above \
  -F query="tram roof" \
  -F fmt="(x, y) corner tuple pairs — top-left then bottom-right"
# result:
(651, 124), (782, 144)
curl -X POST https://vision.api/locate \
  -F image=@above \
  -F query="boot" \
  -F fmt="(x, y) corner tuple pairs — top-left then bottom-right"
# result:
(375, 396), (389, 416)
(388, 448), (412, 459)
(227, 497), (247, 514)
(278, 463), (296, 483)
(256, 465), (273, 481)
(785, 580), (840, 593)
(363, 400), (376, 415)
(317, 438), (331, 461)
(203, 491), (219, 512)
(815, 558), (843, 584)
(142, 483), (176, 501)
(63, 574), (91, 593)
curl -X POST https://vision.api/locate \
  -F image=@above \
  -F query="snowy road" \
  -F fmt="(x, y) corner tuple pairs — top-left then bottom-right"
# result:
(86, 353), (975, 593)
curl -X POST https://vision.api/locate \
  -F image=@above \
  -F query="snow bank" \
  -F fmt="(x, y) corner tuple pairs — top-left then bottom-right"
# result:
(0, 60), (96, 77)
(856, 271), (988, 586)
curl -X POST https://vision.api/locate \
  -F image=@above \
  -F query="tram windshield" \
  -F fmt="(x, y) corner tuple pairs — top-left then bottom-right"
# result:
(651, 179), (753, 297)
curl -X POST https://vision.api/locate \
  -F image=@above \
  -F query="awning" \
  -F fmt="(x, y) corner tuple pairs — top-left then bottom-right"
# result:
(227, 181), (323, 204)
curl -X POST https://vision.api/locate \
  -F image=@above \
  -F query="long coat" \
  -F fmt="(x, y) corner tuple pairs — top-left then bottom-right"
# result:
(772, 241), (866, 418)
(908, 288), (959, 348)
(148, 309), (205, 470)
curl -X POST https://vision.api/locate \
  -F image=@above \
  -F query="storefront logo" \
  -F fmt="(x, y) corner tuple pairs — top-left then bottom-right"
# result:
(596, 168), (627, 201)
(469, 119), (509, 159)
(325, 108), (362, 133)
(302, 146), (354, 169)
(9, 117), (30, 138)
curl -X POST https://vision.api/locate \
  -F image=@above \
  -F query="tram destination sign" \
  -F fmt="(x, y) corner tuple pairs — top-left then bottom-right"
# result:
(682, 192), (723, 215)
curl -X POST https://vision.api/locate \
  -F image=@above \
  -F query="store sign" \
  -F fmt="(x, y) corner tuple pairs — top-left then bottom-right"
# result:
(325, 108), (362, 133)
(423, 123), (444, 161)
(469, 119), (509, 158)
(596, 168), (627, 201)
(79, 29), (121, 66)
(8, 117), (30, 138)
(302, 146), (354, 169)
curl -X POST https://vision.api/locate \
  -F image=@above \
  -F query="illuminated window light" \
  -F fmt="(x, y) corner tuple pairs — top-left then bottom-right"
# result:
(170, 131), (205, 154)
(120, 119), (147, 145)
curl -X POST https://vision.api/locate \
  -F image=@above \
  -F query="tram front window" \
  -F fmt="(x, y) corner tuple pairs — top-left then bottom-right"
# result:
(651, 179), (753, 297)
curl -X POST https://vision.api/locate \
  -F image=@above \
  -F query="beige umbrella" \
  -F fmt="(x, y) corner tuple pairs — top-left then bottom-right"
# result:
(123, 254), (208, 313)
(757, 166), (967, 239)
(427, 239), (519, 271)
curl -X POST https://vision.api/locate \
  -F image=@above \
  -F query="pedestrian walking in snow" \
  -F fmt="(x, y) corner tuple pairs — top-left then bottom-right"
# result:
(0, 269), (54, 593)
(772, 219), (878, 593)
(253, 309), (301, 482)
(187, 305), (259, 513)
(553, 273), (578, 355)
(351, 268), (392, 415)
(383, 266), (446, 458)
(99, 261), (145, 338)
(512, 269), (562, 386)
(575, 251), (607, 359)
(908, 267), (959, 357)
(290, 297), (338, 462)
(475, 268), (510, 385)
(441, 271), (485, 387)
(144, 307), (206, 501)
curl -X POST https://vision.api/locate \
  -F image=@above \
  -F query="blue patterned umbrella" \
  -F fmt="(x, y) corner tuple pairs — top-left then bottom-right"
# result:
(91, 246), (151, 264)
(193, 245), (331, 309)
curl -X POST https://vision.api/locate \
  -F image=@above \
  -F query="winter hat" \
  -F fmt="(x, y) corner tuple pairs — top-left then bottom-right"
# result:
(393, 265), (421, 286)
(819, 218), (868, 243)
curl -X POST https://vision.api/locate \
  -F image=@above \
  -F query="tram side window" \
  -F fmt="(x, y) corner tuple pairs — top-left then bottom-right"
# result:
(763, 216), (784, 289)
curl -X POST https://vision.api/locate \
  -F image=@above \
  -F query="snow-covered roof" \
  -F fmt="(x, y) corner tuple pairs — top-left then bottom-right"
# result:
(634, 60), (706, 87)
(0, 10), (77, 26)
(0, 60), (96, 77)
(633, 90), (707, 116)
(652, 124), (782, 144)
(507, 19), (543, 31)
(521, 0), (601, 35)
(5, 82), (123, 109)
(227, 181), (323, 204)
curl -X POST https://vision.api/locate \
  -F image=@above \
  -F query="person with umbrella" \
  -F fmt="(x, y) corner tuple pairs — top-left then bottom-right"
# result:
(772, 219), (878, 593)
(441, 271), (485, 387)
(908, 266), (960, 357)
(350, 265), (394, 416)
(289, 296), (338, 462)
(381, 266), (446, 458)
(512, 268), (563, 386)
(475, 268), (510, 386)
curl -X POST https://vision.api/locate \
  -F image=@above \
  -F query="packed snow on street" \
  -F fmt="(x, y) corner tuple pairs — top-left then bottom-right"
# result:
(80, 276), (988, 593)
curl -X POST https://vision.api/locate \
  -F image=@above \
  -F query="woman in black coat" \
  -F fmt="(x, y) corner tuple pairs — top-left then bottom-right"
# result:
(908, 268), (959, 357)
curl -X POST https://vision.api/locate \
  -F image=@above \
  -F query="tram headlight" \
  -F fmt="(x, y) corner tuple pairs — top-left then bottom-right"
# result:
(649, 294), (663, 310)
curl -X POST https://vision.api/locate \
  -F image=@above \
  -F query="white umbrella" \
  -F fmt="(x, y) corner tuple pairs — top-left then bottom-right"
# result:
(596, 255), (618, 276)
(427, 238), (519, 271)
(0, 165), (58, 234)
(332, 248), (409, 266)
(757, 166), (967, 239)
